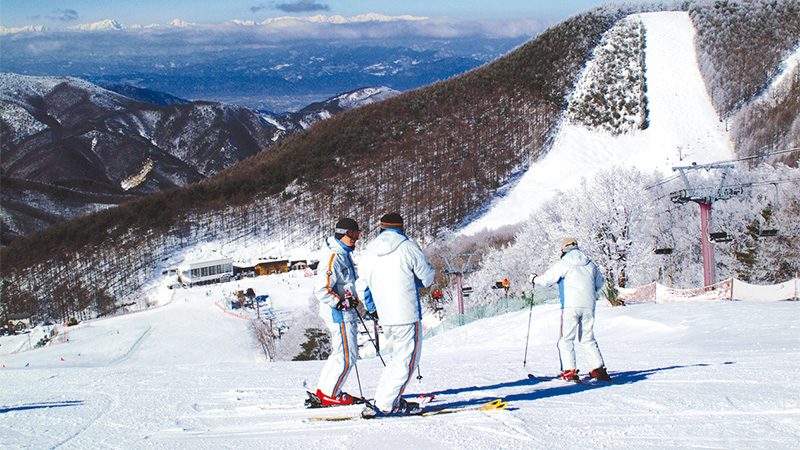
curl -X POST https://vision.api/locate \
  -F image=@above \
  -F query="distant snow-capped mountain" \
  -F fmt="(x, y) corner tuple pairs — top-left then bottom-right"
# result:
(265, 86), (399, 131)
(166, 19), (197, 28)
(1, 13), (432, 34)
(67, 19), (123, 31)
(0, 25), (45, 35)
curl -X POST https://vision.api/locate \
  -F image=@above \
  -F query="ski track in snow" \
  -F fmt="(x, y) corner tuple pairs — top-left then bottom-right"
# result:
(462, 11), (735, 235)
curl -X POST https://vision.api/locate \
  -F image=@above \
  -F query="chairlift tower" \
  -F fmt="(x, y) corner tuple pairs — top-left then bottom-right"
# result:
(441, 253), (477, 317)
(670, 162), (743, 286)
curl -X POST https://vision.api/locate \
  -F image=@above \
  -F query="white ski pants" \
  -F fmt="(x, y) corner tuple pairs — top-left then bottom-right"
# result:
(373, 322), (422, 412)
(317, 320), (359, 397)
(558, 307), (604, 372)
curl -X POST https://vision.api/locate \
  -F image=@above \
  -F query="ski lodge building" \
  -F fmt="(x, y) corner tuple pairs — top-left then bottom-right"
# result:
(177, 258), (234, 287)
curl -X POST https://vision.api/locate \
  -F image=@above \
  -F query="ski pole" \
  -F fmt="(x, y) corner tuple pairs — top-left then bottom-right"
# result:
(523, 283), (535, 367)
(374, 319), (380, 359)
(354, 361), (365, 400)
(356, 309), (386, 366)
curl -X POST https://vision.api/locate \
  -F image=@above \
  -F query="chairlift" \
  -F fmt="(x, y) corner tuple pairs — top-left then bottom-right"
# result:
(756, 183), (781, 238)
(654, 248), (673, 255)
(758, 229), (779, 237)
(757, 223), (779, 238)
(709, 231), (732, 243)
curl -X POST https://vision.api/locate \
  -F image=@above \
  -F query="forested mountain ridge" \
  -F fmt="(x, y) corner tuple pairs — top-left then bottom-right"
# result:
(2, 1), (799, 322)
(0, 73), (280, 244)
(690, 0), (800, 164)
(0, 75), (396, 244)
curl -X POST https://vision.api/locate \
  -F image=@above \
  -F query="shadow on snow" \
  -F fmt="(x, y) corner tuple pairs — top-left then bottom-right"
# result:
(0, 400), (85, 414)
(420, 363), (730, 410)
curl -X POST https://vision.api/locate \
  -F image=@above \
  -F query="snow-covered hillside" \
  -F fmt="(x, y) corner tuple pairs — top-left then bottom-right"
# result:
(462, 11), (735, 234)
(1, 277), (797, 449)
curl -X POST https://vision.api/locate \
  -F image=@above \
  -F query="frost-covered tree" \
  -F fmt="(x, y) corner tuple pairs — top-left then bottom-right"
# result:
(470, 167), (660, 304)
(567, 16), (649, 135)
(470, 163), (800, 305)
(709, 163), (800, 283)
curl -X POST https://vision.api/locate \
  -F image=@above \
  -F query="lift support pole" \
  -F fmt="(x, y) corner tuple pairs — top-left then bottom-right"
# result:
(699, 202), (714, 286)
(670, 163), (740, 286)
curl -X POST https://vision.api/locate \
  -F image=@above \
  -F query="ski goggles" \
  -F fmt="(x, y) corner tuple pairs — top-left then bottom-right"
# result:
(335, 228), (361, 240)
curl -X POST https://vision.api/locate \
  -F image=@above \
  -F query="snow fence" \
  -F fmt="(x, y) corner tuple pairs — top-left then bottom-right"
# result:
(618, 278), (800, 304)
(421, 278), (797, 341)
(423, 286), (560, 339)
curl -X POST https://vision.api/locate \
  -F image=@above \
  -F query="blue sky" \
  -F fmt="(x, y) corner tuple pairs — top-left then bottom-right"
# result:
(1, 1), (631, 28)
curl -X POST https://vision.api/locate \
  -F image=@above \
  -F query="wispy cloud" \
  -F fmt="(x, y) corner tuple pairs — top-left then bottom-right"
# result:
(47, 9), (79, 23)
(272, 1), (330, 14)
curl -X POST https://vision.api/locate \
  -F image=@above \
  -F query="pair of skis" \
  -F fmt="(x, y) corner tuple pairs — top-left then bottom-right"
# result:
(308, 395), (507, 422)
(527, 373), (615, 385)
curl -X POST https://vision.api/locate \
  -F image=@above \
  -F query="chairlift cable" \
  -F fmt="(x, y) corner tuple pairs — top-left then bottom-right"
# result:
(645, 148), (800, 190)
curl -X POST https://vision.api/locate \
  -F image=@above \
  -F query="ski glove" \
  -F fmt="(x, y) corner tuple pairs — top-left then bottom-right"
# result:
(364, 310), (379, 322)
(336, 293), (359, 311)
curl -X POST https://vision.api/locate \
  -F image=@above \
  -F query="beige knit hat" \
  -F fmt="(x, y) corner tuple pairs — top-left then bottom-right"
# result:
(561, 238), (578, 253)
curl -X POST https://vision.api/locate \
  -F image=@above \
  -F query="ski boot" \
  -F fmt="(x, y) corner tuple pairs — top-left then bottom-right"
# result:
(361, 398), (422, 419)
(392, 398), (422, 415)
(306, 389), (365, 408)
(557, 369), (580, 382)
(361, 403), (380, 419)
(589, 367), (612, 382)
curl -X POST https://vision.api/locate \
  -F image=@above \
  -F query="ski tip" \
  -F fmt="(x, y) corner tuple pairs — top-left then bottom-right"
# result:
(481, 399), (508, 410)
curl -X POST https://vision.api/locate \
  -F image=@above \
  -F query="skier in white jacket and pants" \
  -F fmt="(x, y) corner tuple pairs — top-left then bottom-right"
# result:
(356, 213), (435, 417)
(532, 238), (612, 382)
(309, 218), (364, 408)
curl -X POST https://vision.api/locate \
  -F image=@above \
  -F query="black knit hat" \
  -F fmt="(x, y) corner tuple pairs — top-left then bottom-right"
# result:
(380, 212), (404, 231)
(334, 218), (360, 238)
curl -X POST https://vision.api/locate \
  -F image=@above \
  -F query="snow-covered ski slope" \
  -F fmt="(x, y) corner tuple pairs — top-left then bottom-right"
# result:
(462, 11), (735, 235)
(1, 277), (798, 449)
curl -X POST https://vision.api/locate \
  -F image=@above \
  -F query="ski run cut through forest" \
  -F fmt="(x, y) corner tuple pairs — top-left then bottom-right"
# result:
(1, 10), (799, 450)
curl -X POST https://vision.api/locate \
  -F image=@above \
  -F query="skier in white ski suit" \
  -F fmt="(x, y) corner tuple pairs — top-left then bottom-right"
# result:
(356, 213), (435, 416)
(312, 218), (363, 406)
(532, 238), (612, 382)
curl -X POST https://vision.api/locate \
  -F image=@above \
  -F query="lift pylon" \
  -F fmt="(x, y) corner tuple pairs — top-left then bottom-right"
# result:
(669, 162), (743, 286)
(442, 253), (477, 317)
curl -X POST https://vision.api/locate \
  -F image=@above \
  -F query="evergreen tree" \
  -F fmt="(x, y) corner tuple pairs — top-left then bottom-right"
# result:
(292, 328), (332, 361)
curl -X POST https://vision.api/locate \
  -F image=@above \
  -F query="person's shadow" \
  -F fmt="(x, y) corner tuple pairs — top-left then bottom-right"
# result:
(420, 363), (732, 410)
(0, 400), (85, 414)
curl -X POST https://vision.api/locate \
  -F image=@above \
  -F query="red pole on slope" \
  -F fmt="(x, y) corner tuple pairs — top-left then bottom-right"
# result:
(700, 202), (715, 286)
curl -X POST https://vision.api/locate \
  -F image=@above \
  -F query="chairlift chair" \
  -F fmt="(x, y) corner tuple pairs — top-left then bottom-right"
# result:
(709, 231), (732, 243)
(757, 183), (782, 238)
(757, 223), (779, 238)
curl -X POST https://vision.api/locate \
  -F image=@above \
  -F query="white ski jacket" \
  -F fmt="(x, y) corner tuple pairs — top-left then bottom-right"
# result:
(314, 236), (359, 324)
(533, 248), (605, 309)
(356, 229), (435, 326)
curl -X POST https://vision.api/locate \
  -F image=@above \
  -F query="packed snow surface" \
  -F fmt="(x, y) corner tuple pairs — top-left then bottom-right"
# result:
(1, 277), (798, 449)
(462, 11), (735, 235)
